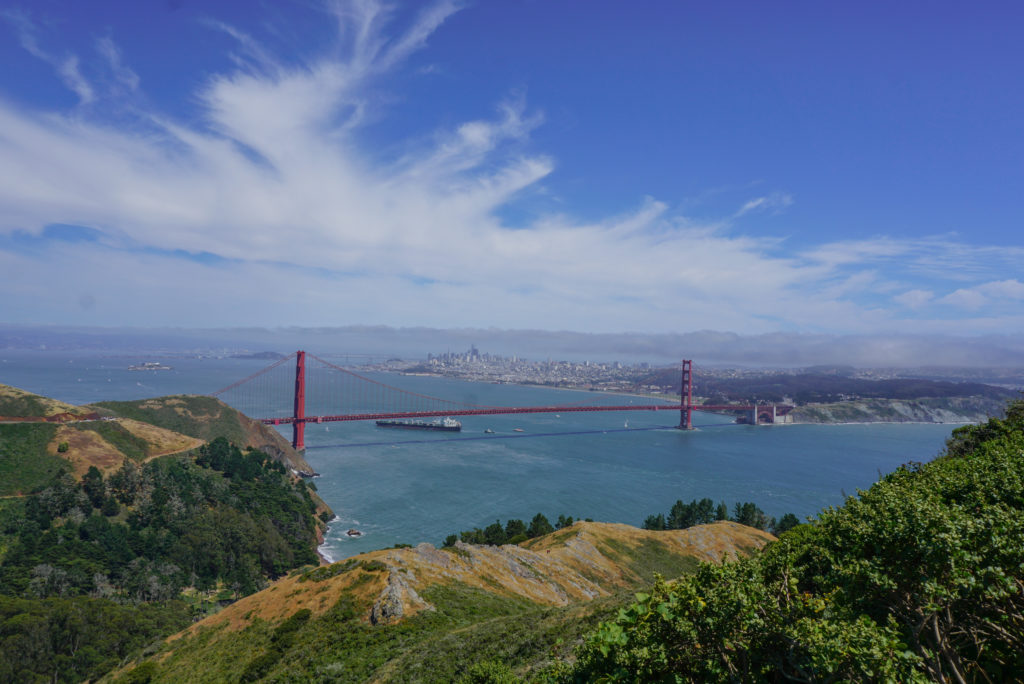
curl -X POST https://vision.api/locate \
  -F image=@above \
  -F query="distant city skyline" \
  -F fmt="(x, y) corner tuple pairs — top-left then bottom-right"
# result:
(3, 323), (1024, 370)
(1, 1), (1022, 341)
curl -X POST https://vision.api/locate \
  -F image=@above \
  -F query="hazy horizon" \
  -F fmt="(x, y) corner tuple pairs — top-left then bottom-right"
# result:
(3, 323), (1024, 371)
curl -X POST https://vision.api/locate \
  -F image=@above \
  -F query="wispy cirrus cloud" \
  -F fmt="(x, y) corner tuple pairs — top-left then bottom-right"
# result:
(734, 192), (793, 218)
(0, 0), (1021, 340)
(2, 9), (95, 104)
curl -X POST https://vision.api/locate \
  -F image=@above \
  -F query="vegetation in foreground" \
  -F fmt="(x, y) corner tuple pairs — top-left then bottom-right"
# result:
(565, 400), (1024, 682)
(139, 403), (1023, 683)
(117, 518), (754, 683)
(0, 437), (323, 684)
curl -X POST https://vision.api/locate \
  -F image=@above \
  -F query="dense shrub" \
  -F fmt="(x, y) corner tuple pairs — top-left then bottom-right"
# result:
(567, 400), (1024, 682)
(1, 438), (319, 600)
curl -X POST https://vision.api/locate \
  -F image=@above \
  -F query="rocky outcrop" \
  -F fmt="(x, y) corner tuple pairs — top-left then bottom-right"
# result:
(369, 568), (434, 625)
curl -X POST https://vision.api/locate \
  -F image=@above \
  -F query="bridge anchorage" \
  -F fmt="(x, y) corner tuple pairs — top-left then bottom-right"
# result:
(211, 351), (790, 450)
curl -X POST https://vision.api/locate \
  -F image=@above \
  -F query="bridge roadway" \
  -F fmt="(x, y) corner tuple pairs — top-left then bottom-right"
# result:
(259, 403), (758, 425)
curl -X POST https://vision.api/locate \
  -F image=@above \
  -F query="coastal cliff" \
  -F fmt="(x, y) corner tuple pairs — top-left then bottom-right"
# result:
(790, 395), (1006, 424)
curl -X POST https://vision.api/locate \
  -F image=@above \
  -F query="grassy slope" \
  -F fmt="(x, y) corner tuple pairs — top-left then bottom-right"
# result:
(0, 384), (90, 419)
(93, 396), (250, 443)
(92, 395), (316, 475)
(148, 582), (619, 683)
(118, 521), (774, 682)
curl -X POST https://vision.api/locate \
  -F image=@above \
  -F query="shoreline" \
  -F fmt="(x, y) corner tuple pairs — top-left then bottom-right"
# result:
(317, 515), (338, 564)
(791, 419), (978, 426)
(397, 370), (680, 404)
(397, 371), (991, 426)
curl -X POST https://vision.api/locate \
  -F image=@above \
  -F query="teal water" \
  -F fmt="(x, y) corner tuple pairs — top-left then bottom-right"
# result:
(1, 352), (956, 561)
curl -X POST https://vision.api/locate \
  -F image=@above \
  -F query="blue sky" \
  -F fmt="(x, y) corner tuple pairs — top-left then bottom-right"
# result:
(0, 0), (1022, 339)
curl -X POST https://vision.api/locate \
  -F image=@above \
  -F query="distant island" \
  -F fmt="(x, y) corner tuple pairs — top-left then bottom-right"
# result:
(127, 361), (172, 370)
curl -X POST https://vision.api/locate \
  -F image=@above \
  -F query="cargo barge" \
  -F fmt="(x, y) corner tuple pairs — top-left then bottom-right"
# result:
(375, 417), (462, 432)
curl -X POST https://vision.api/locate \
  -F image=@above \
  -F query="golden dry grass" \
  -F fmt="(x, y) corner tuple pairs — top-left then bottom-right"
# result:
(48, 425), (123, 478)
(47, 419), (204, 477)
(118, 418), (204, 459)
(173, 565), (390, 641)
(178, 520), (776, 641)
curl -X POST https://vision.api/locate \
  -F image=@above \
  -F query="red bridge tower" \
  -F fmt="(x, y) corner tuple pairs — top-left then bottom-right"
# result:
(293, 350), (306, 450)
(679, 359), (694, 430)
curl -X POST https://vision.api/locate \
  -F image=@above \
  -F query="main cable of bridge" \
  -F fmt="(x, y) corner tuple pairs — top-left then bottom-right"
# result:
(210, 352), (790, 450)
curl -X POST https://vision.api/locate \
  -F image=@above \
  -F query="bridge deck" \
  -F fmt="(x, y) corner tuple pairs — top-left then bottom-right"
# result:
(259, 404), (761, 425)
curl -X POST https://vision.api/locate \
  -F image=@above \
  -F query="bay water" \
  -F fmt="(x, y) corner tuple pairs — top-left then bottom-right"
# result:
(1, 352), (956, 560)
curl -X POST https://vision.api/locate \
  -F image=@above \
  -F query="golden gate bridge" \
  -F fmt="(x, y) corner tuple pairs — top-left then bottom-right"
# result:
(211, 351), (785, 450)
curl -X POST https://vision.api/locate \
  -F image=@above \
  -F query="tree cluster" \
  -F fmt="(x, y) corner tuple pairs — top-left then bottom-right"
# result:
(443, 513), (588, 548)
(642, 497), (799, 536)
(567, 400), (1024, 682)
(0, 437), (324, 682)
(0, 595), (189, 684)
(1, 437), (319, 604)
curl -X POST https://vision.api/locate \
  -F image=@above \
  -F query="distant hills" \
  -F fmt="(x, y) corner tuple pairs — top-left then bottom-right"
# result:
(5, 323), (1024, 368)
(634, 368), (1016, 423)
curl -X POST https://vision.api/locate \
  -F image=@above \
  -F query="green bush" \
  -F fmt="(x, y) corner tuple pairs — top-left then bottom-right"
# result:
(566, 400), (1024, 682)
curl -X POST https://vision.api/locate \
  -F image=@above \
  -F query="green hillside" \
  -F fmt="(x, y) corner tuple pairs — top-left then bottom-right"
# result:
(568, 400), (1024, 682)
(0, 423), (61, 496)
(0, 384), (92, 419)
(92, 395), (315, 475)
(0, 384), (331, 684)
(0, 438), (327, 684)
(92, 396), (250, 444)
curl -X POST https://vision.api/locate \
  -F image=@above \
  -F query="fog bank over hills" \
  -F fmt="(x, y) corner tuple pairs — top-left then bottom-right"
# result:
(2, 324), (1022, 370)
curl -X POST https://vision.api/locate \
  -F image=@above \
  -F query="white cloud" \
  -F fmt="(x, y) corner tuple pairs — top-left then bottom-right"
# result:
(0, 0), (1021, 338)
(894, 289), (934, 309)
(977, 279), (1024, 300)
(940, 288), (988, 311)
